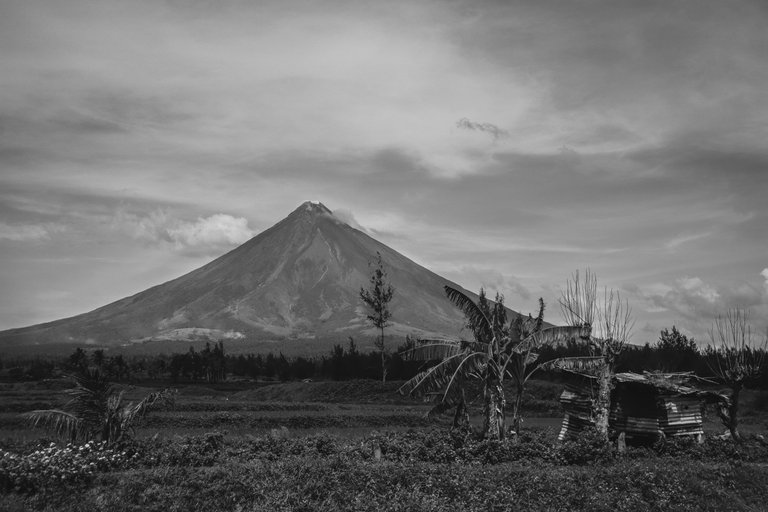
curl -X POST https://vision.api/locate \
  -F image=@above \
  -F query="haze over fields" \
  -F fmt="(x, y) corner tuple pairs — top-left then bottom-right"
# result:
(1, 0), (767, 344)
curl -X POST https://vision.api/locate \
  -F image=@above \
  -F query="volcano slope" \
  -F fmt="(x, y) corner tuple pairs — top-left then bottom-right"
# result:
(0, 202), (518, 354)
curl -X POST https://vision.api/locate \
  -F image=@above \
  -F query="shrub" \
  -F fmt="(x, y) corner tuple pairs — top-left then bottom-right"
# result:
(557, 428), (614, 465)
(137, 432), (225, 467)
(653, 435), (704, 459)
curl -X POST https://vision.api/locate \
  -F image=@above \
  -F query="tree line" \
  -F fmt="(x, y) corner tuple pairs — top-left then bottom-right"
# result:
(2, 328), (765, 387)
(0, 337), (424, 384)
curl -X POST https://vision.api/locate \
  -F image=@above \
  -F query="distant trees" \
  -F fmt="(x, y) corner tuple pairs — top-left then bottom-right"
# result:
(168, 342), (227, 383)
(68, 347), (89, 374)
(656, 326), (699, 372)
(360, 251), (395, 384)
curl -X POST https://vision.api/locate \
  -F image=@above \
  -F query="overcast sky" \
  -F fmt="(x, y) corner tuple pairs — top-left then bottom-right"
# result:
(1, 0), (767, 344)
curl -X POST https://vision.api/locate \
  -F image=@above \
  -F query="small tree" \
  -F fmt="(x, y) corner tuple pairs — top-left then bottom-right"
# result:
(360, 251), (395, 383)
(707, 309), (766, 442)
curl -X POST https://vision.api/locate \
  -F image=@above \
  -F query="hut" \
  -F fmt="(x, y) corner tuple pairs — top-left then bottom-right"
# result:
(558, 372), (723, 442)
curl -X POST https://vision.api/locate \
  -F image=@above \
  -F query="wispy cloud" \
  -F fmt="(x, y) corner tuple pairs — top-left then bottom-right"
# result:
(665, 232), (713, 250)
(0, 222), (62, 241)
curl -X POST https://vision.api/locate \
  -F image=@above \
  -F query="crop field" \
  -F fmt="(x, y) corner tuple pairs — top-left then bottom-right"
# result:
(2, 379), (768, 511)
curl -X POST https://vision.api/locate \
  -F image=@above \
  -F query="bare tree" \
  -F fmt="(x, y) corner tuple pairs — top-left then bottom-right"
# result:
(707, 309), (767, 441)
(547, 269), (634, 439)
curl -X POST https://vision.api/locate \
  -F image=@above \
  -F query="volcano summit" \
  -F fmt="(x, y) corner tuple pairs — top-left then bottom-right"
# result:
(0, 202), (505, 354)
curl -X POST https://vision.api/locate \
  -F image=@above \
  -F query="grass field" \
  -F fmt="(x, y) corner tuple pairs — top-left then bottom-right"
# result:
(2, 379), (768, 511)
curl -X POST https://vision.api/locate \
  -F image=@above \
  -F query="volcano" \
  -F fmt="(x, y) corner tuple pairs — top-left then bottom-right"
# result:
(0, 202), (514, 354)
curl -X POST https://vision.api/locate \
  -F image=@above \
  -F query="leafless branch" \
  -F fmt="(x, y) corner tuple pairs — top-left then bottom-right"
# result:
(559, 268), (596, 327)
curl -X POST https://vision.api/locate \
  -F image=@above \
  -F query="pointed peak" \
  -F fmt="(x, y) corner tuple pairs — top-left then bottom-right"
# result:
(296, 201), (332, 215)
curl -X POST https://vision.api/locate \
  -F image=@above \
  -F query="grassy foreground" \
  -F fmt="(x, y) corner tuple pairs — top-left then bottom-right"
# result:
(2, 379), (767, 510)
(7, 458), (768, 512)
(3, 427), (768, 512)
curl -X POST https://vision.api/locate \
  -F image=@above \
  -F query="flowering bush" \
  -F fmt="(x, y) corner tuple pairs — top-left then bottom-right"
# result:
(0, 440), (134, 493)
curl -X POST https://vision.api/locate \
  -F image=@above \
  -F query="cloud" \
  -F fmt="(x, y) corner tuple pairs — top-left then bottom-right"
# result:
(0, 222), (61, 241)
(456, 118), (510, 141)
(114, 211), (255, 255)
(762, 268), (768, 295)
(677, 277), (720, 304)
(167, 214), (255, 249)
(331, 208), (367, 232)
(634, 275), (766, 326)
(665, 232), (713, 250)
(452, 266), (532, 302)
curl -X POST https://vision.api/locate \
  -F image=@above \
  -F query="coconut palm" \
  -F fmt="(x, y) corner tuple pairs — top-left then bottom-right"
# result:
(399, 286), (590, 440)
(24, 367), (174, 445)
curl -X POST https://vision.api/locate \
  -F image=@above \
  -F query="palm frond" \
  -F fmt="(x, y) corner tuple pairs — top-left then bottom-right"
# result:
(503, 350), (541, 383)
(400, 339), (465, 361)
(531, 298), (545, 334)
(66, 368), (112, 425)
(441, 352), (485, 402)
(127, 388), (175, 422)
(534, 324), (591, 347)
(538, 356), (604, 375)
(398, 352), (467, 396)
(116, 388), (176, 442)
(444, 285), (492, 341)
(23, 409), (84, 441)
(525, 351), (540, 366)
(505, 325), (588, 355)
(398, 345), (489, 398)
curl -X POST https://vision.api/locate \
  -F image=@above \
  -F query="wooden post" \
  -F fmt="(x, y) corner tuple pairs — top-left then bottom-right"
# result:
(617, 431), (626, 454)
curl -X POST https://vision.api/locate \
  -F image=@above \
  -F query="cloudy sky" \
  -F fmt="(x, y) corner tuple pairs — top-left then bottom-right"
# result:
(1, 0), (767, 344)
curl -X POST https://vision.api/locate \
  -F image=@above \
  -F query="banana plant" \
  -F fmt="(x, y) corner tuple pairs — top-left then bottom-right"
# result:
(399, 285), (590, 440)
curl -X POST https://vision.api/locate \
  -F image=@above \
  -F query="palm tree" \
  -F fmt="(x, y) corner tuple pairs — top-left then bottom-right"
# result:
(399, 286), (590, 440)
(24, 367), (174, 445)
